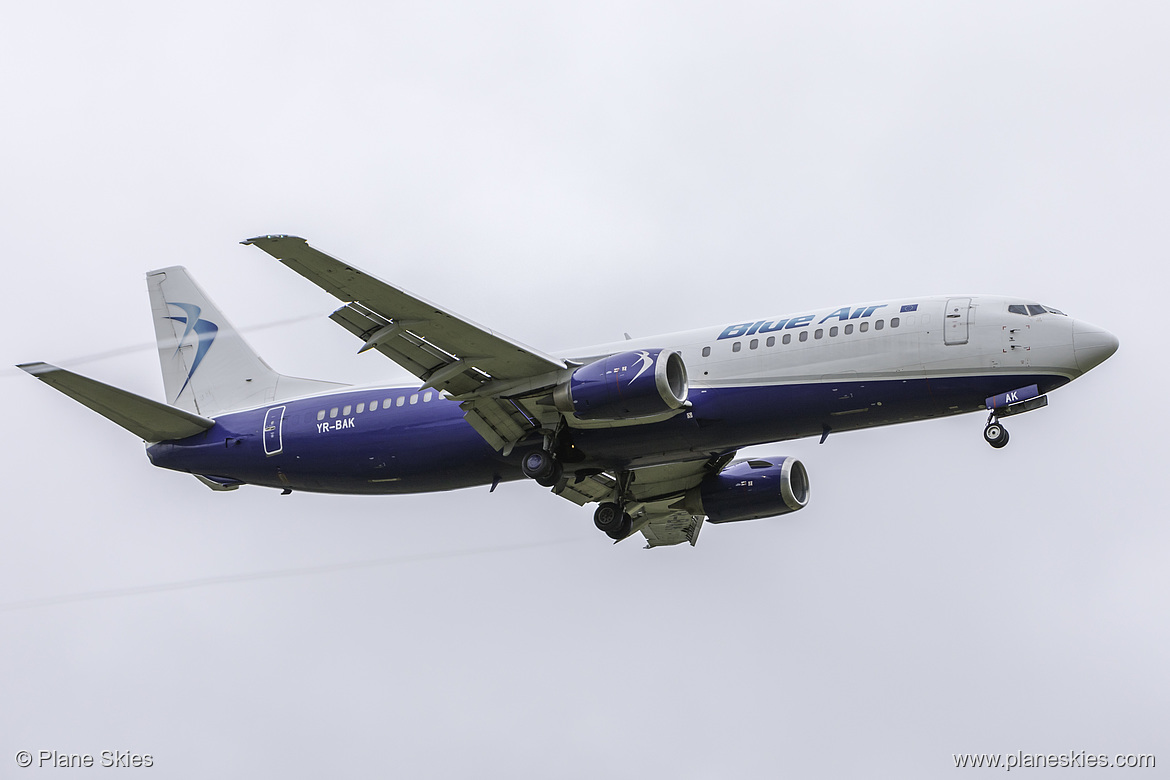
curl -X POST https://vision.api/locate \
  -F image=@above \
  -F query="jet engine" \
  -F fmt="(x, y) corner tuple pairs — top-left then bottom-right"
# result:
(553, 349), (689, 421)
(691, 457), (810, 524)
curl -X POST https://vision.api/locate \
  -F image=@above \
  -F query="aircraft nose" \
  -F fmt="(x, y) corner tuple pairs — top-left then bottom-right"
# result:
(1073, 321), (1119, 372)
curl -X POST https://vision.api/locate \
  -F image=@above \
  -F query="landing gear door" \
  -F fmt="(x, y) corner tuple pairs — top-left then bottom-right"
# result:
(944, 298), (971, 345)
(263, 405), (286, 456)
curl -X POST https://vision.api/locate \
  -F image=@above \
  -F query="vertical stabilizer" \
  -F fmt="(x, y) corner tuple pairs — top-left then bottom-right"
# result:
(147, 266), (344, 416)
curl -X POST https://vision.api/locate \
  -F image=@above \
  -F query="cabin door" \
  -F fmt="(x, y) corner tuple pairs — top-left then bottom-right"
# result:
(263, 405), (286, 456)
(944, 298), (971, 345)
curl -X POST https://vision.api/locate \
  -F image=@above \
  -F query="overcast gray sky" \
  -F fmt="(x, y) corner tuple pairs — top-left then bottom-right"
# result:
(2, 2), (1166, 777)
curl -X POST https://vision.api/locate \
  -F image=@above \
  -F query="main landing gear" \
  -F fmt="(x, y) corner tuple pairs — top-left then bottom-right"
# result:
(519, 435), (634, 542)
(521, 426), (578, 487)
(520, 448), (562, 487)
(593, 502), (632, 541)
(983, 414), (1010, 449)
(593, 470), (635, 541)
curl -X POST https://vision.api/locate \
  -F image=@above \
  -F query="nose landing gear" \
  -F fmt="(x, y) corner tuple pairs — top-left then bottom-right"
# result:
(982, 385), (1051, 449)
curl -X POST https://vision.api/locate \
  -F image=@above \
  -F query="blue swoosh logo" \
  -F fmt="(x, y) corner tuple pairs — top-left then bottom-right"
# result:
(628, 350), (653, 385)
(167, 302), (218, 398)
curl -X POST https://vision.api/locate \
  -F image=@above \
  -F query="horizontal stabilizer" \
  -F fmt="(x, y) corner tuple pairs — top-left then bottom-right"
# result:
(18, 362), (215, 442)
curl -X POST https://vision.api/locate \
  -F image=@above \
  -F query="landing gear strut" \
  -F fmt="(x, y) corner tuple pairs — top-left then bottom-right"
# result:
(983, 414), (1010, 449)
(592, 470), (635, 541)
(521, 449), (562, 487)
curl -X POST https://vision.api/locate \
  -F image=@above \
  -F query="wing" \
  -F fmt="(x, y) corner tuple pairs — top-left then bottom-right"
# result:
(243, 235), (568, 451)
(553, 454), (734, 548)
(243, 234), (724, 549)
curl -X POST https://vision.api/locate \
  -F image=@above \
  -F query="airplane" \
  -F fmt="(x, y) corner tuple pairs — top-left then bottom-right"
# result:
(19, 235), (1119, 548)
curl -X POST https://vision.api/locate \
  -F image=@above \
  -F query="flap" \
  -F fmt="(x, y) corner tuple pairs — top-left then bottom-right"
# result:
(640, 512), (705, 548)
(552, 454), (733, 549)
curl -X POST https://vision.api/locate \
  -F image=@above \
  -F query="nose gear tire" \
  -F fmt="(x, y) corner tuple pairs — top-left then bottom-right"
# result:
(983, 422), (1009, 448)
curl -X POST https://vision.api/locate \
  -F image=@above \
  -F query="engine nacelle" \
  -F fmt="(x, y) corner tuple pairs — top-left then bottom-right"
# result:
(554, 349), (689, 421)
(692, 457), (810, 524)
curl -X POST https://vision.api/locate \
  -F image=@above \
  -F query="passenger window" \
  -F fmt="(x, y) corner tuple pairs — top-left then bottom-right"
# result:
(750, 338), (758, 350)
(891, 317), (900, 328)
(830, 326), (838, 337)
(860, 322), (869, 332)
(410, 394), (418, 405)
(396, 396), (405, 407)
(799, 331), (809, 342)
(357, 402), (365, 413)
(370, 400), (378, 411)
(782, 333), (791, 345)
(384, 398), (392, 409)
(875, 320), (884, 330)
(341, 404), (351, 416)
(317, 410), (326, 421)
(702, 346), (711, 357)
(845, 324), (853, 335)
(814, 328), (823, 339)
(732, 342), (742, 353)
(423, 392), (433, 402)
(766, 336), (775, 347)
(330, 407), (339, 419)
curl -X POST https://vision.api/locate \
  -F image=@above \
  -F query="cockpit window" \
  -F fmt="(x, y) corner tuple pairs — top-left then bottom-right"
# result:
(1009, 303), (1067, 316)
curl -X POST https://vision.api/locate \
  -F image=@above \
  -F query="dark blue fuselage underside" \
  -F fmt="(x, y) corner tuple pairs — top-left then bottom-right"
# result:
(147, 373), (1069, 494)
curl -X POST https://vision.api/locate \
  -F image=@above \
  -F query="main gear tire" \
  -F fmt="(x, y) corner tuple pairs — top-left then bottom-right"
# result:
(521, 450), (561, 484)
(594, 502), (631, 539)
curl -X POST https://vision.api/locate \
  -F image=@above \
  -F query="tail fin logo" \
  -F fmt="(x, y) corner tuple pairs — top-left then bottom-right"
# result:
(166, 302), (218, 397)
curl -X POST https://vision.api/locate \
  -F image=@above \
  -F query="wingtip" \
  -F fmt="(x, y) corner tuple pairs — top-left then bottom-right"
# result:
(241, 234), (306, 246)
(16, 362), (57, 376)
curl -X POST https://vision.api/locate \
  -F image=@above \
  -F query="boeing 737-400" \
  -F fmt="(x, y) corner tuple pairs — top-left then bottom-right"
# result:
(19, 236), (1119, 547)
